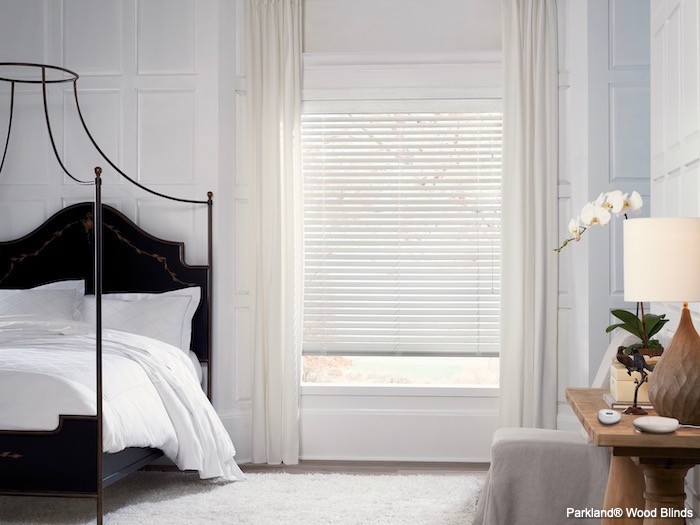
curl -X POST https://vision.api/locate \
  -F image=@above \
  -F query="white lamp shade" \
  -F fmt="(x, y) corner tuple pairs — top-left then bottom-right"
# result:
(624, 218), (700, 302)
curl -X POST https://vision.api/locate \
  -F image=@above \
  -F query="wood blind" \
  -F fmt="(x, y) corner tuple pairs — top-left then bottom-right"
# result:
(302, 102), (502, 357)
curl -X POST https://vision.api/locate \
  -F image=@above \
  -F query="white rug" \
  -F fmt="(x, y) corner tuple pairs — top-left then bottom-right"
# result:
(0, 471), (481, 525)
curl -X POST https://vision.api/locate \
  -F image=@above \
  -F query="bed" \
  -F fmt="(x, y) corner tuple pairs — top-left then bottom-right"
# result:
(0, 63), (241, 525)
(0, 202), (243, 521)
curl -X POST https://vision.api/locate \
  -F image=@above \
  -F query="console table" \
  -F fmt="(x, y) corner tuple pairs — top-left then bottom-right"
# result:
(567, 388), (700, 525)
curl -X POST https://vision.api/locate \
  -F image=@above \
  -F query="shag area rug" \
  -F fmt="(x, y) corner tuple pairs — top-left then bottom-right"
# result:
(0, 471), (481, 525)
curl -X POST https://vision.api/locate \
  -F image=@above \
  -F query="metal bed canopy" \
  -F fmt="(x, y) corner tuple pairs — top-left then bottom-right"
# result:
(0, 62), (213, 525)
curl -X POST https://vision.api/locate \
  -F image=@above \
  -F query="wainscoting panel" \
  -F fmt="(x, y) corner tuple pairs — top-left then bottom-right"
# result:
(0, 90), (49, 185)
(62, 88), (122, 184)
(609, 0), (651, 70)
(136, 0), (196, 75)
(137, 89), (196, 184)
(300, 387), (499, 462)
(0, 199), (48, 240)
(609, 83), (651, 182)
(650, 0), (700, 519)
(0, 0), (46, 63)
(62, 0), (122, 76)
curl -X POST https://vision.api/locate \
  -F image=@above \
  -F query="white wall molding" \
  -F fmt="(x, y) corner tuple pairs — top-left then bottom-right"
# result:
(219, 409), (253, 464)
(300, 401), (498, 462)
(303, 51), (502, 68)
(302, 51), (502, 101)
(650, 0), (700, 514)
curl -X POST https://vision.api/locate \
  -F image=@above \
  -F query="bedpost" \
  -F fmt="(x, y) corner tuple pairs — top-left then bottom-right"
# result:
(207, 191), (213, 400)
(94, 167), (104, 525)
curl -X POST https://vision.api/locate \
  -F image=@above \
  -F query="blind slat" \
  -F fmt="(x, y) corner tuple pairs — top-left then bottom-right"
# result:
(302, 107), (502, 358)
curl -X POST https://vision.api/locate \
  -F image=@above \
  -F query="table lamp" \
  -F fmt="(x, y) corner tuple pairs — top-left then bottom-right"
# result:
(624, 218), (700, 424)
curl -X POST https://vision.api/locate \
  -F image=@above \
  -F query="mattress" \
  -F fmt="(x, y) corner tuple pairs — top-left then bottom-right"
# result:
(0, 317), (243, 481)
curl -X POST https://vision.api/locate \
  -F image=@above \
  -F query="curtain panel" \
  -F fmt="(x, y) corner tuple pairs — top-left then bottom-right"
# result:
(247, 0), (303, 464)
(499, 0), (559, 429)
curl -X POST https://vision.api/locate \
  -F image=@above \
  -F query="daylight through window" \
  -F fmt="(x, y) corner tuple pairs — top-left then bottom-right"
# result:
(301, 101), (502, 385)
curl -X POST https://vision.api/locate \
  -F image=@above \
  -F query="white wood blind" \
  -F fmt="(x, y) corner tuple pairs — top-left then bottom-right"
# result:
(302, 101), (502, 357)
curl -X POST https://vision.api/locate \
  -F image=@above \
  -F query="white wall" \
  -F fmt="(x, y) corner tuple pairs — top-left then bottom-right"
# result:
(556, 0), (650, 430)
(649, 0), (700, 519)
(0, 0), (253, 460)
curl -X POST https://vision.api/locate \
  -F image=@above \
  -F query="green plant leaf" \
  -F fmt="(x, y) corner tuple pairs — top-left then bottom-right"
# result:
(610, 309), (643, 338)
(645, 314), (670, 339)
(605, 323), (626, 333)
(648, 339), (664, 349)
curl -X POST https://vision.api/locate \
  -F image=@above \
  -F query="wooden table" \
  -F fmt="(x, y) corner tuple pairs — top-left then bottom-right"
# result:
(567, 388), (700, 524)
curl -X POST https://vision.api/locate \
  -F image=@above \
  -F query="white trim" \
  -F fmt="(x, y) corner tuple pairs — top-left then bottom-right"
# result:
(302, 51), (503, 102)
(301, 384), (499, 398)
(300, 402), (498, 462)
(303, 51), (502, 69)
(219, 409), (252, 464)
(303, 87), (503, 101)
(298, 454), (493, 463)
(302, 97), (502, 113)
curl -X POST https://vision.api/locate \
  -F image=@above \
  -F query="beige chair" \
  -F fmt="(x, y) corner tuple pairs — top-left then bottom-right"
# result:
(473, 332), (639, 525)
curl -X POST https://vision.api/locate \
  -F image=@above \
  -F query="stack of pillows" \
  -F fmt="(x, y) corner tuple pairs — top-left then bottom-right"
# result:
(0, 280), (203, 382)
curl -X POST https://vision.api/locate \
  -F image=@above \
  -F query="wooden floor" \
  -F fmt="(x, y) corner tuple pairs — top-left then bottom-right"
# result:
(239, 460), (490, 480)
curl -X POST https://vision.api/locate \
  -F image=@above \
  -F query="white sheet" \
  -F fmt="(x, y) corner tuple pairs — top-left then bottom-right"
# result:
(0, 317), (243, 481)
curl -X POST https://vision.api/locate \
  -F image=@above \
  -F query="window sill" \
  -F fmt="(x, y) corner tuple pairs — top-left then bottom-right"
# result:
(300, 383), (499, 398)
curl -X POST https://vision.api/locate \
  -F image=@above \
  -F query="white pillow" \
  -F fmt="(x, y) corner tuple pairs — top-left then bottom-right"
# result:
(33, 279), (86, 295)
(0, 289), (78, 320)
(80, 287), (201, 352)
(33, 279), (85, 319)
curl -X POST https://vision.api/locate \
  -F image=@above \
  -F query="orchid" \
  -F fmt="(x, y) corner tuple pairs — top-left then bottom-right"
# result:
(604, 190), (644, 215)
(554, 190), (644, 253)
(568, 217), (583, 241)
(580, 201), (611, 226)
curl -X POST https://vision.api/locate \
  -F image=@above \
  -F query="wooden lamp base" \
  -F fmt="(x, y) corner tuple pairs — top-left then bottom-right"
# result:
(648, 304), (700, 424)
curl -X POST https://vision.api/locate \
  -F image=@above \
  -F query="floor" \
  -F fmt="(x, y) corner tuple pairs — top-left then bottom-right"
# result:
(239, 460), (490, 481)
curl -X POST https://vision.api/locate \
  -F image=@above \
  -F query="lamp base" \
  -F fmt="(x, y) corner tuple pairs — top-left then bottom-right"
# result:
(648, 305), (700, 424)
(623, 406), (648, 415)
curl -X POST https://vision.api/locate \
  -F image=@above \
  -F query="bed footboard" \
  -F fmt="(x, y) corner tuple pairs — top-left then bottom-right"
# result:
(0, 416), (99, 496)
(0, 415), (164, 498)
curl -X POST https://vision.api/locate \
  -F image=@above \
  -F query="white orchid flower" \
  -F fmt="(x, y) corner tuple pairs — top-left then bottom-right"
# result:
(605, 190), (628, 215)
(593, 193), (607, 207)
(568, 217), (583, 241)
(580, 201), (611, 226)
(555, 188), (643, 253)
(627, 191), (643, 213)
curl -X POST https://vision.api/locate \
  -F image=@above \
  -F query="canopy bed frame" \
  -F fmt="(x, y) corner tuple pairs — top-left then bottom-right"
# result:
(0, 63), (214, 524)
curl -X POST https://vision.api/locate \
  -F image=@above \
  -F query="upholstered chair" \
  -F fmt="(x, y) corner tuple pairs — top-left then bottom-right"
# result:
(474, 332), (640, 524)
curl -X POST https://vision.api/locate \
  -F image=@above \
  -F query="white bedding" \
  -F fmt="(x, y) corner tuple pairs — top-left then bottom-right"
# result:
(0, 317), (243, 481)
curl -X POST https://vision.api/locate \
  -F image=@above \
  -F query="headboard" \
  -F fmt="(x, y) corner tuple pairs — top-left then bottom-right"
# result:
(0, 203), (210, 364)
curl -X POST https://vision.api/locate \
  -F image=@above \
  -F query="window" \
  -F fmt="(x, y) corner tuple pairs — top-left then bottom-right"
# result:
(301, 100), (502, 385)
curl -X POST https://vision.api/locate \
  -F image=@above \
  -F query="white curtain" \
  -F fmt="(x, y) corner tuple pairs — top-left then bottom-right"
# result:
(499, 0), (559, 429)
(247, 0), (303, 464)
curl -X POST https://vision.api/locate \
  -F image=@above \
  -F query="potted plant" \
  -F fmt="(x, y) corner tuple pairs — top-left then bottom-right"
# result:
(606, 308), (668, 357)
(555, 190), (667, 356)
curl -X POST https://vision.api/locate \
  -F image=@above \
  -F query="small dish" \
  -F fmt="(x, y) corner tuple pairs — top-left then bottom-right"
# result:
(633, 416), (680, 434)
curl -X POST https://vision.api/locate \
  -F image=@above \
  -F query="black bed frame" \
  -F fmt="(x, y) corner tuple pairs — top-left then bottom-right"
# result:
(0, 64), (214, 524)
(0, 200), (213, 515)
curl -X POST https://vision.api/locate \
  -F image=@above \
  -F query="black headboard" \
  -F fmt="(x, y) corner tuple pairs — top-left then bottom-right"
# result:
(0, 203), (210, 363)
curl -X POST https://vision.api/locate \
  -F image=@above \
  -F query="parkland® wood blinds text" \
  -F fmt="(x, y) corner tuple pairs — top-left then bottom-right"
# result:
(302, 101), (502, 357)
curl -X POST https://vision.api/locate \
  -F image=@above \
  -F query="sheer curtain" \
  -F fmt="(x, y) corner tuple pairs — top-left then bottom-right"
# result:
(247, 0), (303, 464)
(499, 0), (559, 429)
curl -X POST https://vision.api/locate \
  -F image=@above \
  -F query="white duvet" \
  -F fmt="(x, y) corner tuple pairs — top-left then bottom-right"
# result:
(0, 317), (243, 481)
